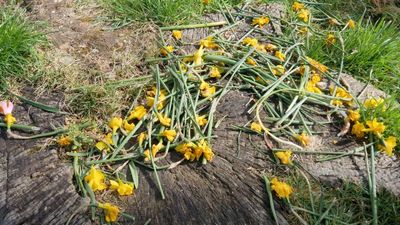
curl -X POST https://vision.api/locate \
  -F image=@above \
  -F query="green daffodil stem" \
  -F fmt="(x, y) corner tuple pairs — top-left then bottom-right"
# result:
(369, 137), (378, 225)
(263, 175), (279, 225)
(271, 148), (365, 156)
(160, 21), (228, 31)
(6, 121), (91, 139)
(0, 123), (40, 132)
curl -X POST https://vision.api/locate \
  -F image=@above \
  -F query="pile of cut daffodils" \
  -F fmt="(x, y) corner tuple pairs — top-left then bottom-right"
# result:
(52, 1), (399, 223)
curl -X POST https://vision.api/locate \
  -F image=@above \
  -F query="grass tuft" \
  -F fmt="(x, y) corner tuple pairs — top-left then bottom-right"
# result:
(0, 6), (45, 92)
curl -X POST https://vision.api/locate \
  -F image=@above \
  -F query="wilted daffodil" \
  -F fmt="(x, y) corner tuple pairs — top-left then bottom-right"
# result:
(275, 51), (286, 61)
(192, 46), (204, 67)
(326, 33), (336, 45)
(209, 66), (222, 78)
(250, 121), (263, 133)
(127, 105), (147, 121)
(275, 151), (293, 165)
(146, 87), (167, 110)
(364, 97), (385, 109)
(196, 139), (214, 162)
(0, 100), (16, 129)
(292, 2), (304, 11)
(176, 142), (198, 161)
(272, 65), (285, 76)
(297, 9), (310, 23)
(161, 129), (177, 142)
(196, 115), (208, 127)
(305, 81), (322, 94)
(246, 58), (257, 66)
(109, 117), (123, 133)
(347, 109), (360, 122)
(306, 57), (328, 73)
(110, 179), (134, 196)
(265, 43), (278, 52)
(85, 166), (107, 192)
(328, 18), (340, 26)
(296, 132), (310, 146)
(144, 141), (164, 161)
(351, 121), (366, 138)
(98, 203), (120, 223)
(252, 16), (270, 28)
(242, 37), (258, 47)
(137, 132), (146, 146)
(271, 177), (293, 199)
(200, 36), (218, 49)
(298, 26), (308, 35)
(172, 30), (182, 40)
(156, 113), (171, 127)
(123, 120), (135, 133)
(364, 118), (385, 137)
(378, 136), (397, 157)
(95, 133), (114, 152)
(347, 19), (356, 29)
(160, 45), (174, 56)
(57, 135), (72, 147)
(200, 82), (216, 98)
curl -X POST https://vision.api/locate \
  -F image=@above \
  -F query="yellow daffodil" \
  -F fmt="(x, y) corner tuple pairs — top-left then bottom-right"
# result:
(137, 132), (146, 146)
(200, 36), (218, 49)
(57, 135), (72, 147)
(275, 151), (293, 165)
(275, 51), (286, 61)
(271, 177), (293, 199)
(109, 179), (134, 196)
(292, 2), (304, 11)
(156, 113), (171, 127)
(272, 65), (285, 76)
(200, 82), (216, 98)
(193, 46), (204, 67)
(347, 19), (356, 29)
(123, 120), (135, 133)
(326, 33), (336, 45)
(331, 99), (343, 107)
(305, 81), (322, 94)
(95, 133), (114, 152)
(209, 66), (222, 78)
(330, 86), (352, 106)
(242, 37), (258, 47)
(85, 167), (107, 192)
(196, 115), (208, 127)
(144, 141), (164, 161)
(160, 45), (174, 56)
(98, 203), (119, 223)
(265, 43), (278, 52)
(364, 97), (384, 109)
(246, 58), (257, 66)
(298, 27), (308, 35)
(172, 30), (182, 40)
(250, 121), (263, 133)
(109, 117), (123, 133)
(378, 136), (397, 157)
(298, 9), (310, 23)
(310, 73), (321, 83)
(0, 100), (16, 129)
(161, 129), (177, 142)
(196, 139), (214, 161)
(364, 118), (385, 137)
(296, 132), (310, 146)
(255, 43), (267, 52)
(252, 16), (270, 28)
(351, 121), (366, 138)
(347, 109), (360, 122)
(306, 57), (328, 73)
(146, 87), (167, 110)
(328, 18), (340, 26)
(127, 105), (147, 121)
(298, 65), (306, 76)
(176, 142), (197, 161)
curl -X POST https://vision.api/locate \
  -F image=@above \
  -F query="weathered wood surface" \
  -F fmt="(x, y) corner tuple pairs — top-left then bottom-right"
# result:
(0, 90), (90, 225)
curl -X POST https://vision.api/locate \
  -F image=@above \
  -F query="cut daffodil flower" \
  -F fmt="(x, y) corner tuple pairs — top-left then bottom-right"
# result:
(109, 179), (134, 196)
(84, 166), (107, 192)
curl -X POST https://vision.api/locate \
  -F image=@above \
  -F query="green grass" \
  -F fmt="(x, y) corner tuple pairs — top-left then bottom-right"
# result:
(0, 6), (45, 92)
(306, 19), (400, 98)
(101, 0), (243, 26)
(287, 170), (400, 225)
